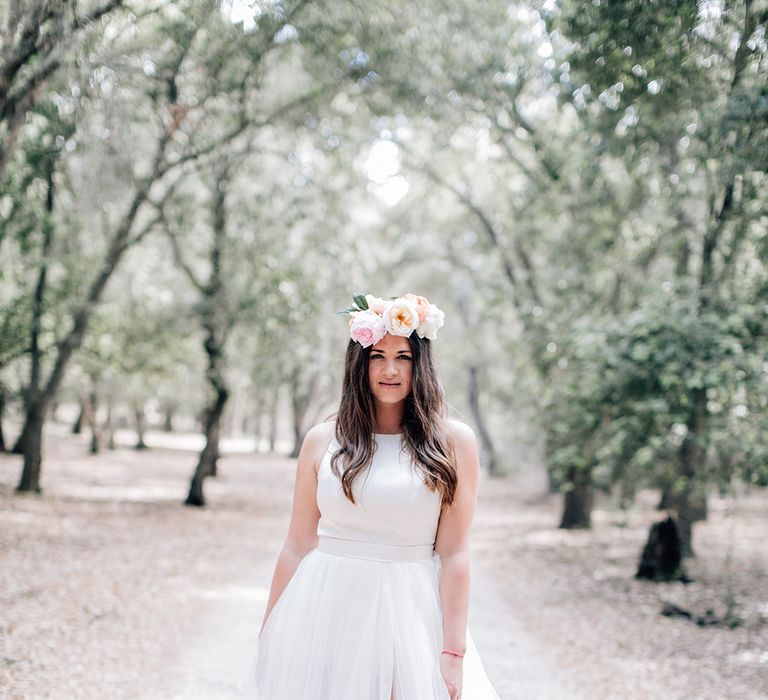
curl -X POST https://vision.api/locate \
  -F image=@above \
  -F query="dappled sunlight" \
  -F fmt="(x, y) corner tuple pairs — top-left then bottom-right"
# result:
(522, 527), (596, 548)
(188, 583), (269, 602)
(363, 138), (410, 206)
(220, 0), (261, 33)
(55, 482), (185, 502)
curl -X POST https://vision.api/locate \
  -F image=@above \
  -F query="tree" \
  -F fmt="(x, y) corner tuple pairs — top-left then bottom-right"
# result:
(554, 0), (768, 553)
(0, 0), (126, 178)
(10, 0), (314, 492)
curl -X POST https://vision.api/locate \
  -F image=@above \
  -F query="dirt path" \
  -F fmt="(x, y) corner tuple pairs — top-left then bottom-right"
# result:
(469, 559), (584, 700)
(142, 559), (272, 700)
(2, 423), (766, 699)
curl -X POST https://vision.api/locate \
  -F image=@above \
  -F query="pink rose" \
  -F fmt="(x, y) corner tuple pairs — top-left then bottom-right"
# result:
(349, 310), (387, 347)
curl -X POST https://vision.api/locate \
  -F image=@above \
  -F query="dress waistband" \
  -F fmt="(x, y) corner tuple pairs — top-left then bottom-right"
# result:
(317, 535), (435, 562)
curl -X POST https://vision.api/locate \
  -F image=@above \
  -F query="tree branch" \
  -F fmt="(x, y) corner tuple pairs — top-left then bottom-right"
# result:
(158, 207), (206, 293)
(403, 150), (525, 299)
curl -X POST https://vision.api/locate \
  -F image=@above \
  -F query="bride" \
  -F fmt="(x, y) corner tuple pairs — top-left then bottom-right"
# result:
(252, 292), (500, 700)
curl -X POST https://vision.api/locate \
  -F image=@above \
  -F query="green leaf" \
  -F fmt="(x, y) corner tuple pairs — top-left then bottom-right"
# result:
(335, 306), (358, 316)
(352, 292), (368, 310)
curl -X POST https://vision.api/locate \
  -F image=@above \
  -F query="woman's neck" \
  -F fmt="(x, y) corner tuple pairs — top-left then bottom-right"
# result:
(373, 401), (404, 434)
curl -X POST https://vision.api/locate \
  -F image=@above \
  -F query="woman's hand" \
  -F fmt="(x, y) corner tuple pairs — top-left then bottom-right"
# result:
(440, 653), (464, 699)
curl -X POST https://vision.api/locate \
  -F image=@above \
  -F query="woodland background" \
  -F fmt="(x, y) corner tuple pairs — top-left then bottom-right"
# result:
(1, 1), (767, 698)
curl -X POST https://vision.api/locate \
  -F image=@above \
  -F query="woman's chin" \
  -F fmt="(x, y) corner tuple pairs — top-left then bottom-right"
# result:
(373, 392), (406, 404)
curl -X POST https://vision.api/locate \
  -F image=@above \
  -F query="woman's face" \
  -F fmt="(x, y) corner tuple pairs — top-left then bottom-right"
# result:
(368, 333), (413, 405)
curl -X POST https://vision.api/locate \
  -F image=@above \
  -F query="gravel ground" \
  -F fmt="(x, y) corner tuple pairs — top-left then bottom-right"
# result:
(471, 468), (768, 700)
(1, 422), (766, 700)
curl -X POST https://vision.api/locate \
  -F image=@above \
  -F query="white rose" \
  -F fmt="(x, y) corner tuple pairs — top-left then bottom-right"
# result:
(415, 303), (445, 340)
(383, 298), (421, 336)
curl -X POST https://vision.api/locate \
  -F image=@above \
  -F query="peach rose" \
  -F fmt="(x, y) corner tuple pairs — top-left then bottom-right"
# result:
(364, 294), (388, 315)
(404, 293), (430, 322)
(383, 297), (420, 336)
(415, 302), (445, 340)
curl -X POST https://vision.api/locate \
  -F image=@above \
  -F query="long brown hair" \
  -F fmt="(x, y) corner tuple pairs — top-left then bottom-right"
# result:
(329, 334), (458, 508)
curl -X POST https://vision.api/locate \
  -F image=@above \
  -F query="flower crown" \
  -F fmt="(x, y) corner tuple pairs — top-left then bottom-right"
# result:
(335, 292), (445, 348)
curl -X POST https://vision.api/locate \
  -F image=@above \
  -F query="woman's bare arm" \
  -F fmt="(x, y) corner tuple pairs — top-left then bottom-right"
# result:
(258, 422), (331, 636)
(434, 420), (480, 697)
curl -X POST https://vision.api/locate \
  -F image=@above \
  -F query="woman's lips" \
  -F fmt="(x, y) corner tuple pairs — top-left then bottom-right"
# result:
(379, 382), (401, 387)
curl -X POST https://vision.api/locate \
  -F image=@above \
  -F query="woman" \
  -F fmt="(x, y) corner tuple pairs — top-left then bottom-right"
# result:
(252, 293), (500, 700)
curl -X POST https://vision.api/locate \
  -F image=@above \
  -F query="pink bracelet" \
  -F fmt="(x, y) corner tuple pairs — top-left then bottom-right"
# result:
(441, 648), (465, 658)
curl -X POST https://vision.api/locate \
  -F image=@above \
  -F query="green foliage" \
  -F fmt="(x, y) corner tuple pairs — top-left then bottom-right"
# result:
(537, 0), (768, 515)
(352, 292), (368, 310)
(0, 89), (81, 372)
(562, 0), (703, 112)
(545, 291), (767, 492)
(1, 0), (765, 518)
(560, 0), (767, 198)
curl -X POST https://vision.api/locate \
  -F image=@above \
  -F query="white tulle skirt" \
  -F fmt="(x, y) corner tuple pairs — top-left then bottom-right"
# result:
(250, 537), (500, 700)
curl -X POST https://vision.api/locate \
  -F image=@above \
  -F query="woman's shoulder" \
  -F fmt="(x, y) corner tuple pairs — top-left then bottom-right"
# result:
(444, 420), (479, 479)
(304, 421), (338, 455)
(444, 418), (477, 448)
(303, 421), (337, 477)
(304, 420), (336, 446)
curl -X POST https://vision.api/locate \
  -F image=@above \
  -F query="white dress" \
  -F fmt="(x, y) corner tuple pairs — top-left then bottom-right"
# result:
(252, 432), (501, 699)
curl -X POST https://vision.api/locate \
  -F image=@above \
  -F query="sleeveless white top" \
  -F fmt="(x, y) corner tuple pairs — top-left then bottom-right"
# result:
(316, 433), (443, 560)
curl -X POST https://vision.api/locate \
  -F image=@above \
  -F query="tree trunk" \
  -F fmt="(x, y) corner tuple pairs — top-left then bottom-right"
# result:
(89, 385), (100, 454)
(618, 478), (636, 508)
(0, 379), (6, 452)
(290, 421), (301, 459)
(104, 402), (115, 450)
(163, 405), (175, 432)
(72, 399), (86, 434)
(289, 369), (317, 459)
(559, 465), (593, 529)
(662, 485), (707, 522)
(15, 152), (54, 488)
(670, 387), (708, 558)
(467, 364), (499, 476)
(16, 397), (47, 493)
(657, 484), (672, 510)
(636, 516), (687, 582)
(183, 158), (233, 505)
(669, 486), (708, 558)
(185, 386), (228, 506)
(134, 405), (148, 449)
(209, 449), (218, 478)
